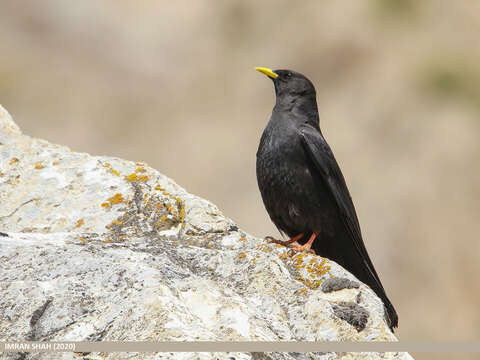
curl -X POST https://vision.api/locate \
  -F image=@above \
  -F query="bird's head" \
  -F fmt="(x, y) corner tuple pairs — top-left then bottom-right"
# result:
(255, 67), (316, 100)
(256, 67), (318, 118)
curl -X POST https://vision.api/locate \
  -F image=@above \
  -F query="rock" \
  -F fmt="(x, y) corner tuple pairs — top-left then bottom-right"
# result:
(331, 302), (369, 332)
(0, 104), (413, 360)
(321, 278), (360, 293)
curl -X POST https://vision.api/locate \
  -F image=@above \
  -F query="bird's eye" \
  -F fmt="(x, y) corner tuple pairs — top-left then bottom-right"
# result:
(287, 72), (292, 78)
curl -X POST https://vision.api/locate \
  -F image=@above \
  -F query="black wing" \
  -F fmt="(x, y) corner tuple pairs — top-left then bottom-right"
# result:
(299, 124), (395, 313)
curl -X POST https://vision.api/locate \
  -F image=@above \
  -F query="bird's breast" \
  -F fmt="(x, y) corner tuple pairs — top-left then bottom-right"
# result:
(257, 127), (313, 201)
(256, 121), (336, 235)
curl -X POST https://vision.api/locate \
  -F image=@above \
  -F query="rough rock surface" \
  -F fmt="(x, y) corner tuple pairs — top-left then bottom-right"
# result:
(0, 105), (412, 360)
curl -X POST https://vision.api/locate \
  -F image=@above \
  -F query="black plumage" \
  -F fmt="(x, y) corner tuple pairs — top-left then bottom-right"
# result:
(255, 68), (398, 330)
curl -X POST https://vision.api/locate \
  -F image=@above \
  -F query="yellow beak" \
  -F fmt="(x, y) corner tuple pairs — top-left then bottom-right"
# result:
(255, 67), (278, 79)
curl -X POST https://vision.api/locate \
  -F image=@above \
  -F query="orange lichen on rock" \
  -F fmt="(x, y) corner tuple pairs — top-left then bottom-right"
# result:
(297, 287), (308, 296)
(75, 219), (85, 228)
(108, 193), (124, 205)
(9, 157), (19, 165)
(125, 173), (138, 182)
(103, 162), (120, 176)
(292, 254), (331, 290)
(176, 197), (185, 223)
(125, 172), (149, 182)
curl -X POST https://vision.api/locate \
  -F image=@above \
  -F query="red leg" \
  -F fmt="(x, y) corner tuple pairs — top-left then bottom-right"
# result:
(290, 231), (318, 254)
(266, 233), (304, 246)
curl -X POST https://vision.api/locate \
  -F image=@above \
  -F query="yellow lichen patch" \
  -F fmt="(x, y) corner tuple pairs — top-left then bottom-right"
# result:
(108, 193), (124, 205)
(165, 203), (177, 215)
(310, 257), (330, 277)
(9, 157), (19, 165)
(172, 241), (178, 247)
(302, 278), (322, 289)
(279, 251), (289, 260)
(297, 287), (309, 296)
(119, 235), (127, 240)
(262, 246), (273, 253)
(104, 238), (112, 244)
(34, 161), (44, 170)
(105, 224), (112, 229)
(101, 202), (111, 208)
(207, 243), (213, 249)
(135, 167), (146, 173)
(293, 255), (331, 290)
(155, 203), (164, 211)
(154, 222), (163, 228)
(176, 197), (185, 223)
(111, 220), (123, 226)
(79, 237), (87, 243)
(161, 215), (167, 222)
(125, 173), (138, 182)
(103, 162), (120, 176)
(52, 160), (60, 166)
(155, 185), (165, 191)
(125, 172), (148, 182)
(238, 252), (247, 259)
(75, 219), (85, 228)
(238, 237), (248, 242)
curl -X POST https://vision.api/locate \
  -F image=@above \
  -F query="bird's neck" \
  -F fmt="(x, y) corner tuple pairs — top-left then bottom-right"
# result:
(274, 94), (319, 123)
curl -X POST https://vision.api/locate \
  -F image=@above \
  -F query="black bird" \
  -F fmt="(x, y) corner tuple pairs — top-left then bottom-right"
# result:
(255, 67), (398, 330)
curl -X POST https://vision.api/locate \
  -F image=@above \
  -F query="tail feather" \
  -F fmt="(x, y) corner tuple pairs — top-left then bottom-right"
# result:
(306, 231), (398, 330)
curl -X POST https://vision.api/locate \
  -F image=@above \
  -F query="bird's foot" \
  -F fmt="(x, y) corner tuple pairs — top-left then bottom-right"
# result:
(288, 231), (319, 254)
(265, 233), (304, 247)
(289, 242), (316, 254)
(266, 233), (314, 254)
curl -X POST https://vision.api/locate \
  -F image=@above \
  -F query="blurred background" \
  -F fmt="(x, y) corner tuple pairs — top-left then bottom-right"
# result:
(1, 1), (479, 357)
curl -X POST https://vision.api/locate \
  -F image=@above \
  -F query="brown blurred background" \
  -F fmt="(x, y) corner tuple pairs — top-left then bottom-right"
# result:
(1, 0), (479, 357)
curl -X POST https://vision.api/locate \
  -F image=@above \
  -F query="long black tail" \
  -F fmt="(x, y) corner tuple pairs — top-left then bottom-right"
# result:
(308, 231), (398, 330)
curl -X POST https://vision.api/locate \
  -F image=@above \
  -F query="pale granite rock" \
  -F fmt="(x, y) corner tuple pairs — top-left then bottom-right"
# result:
(0, 105), (412, 360)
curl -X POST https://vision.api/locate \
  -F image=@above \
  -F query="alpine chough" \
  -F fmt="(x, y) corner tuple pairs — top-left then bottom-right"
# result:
(255, 67), (398, 330)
